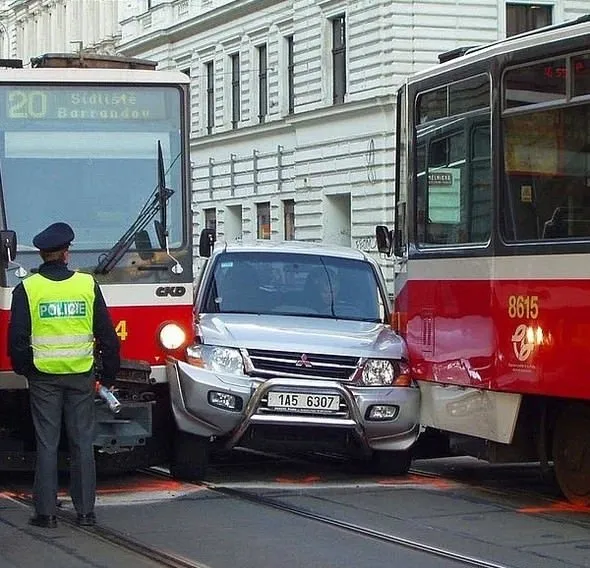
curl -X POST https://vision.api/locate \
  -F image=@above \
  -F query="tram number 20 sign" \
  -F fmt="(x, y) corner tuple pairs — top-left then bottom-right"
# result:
(5, 89), (164, 121)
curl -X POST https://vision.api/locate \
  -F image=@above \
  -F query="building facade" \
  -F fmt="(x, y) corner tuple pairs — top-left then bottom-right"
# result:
(0, 0), (588, 284)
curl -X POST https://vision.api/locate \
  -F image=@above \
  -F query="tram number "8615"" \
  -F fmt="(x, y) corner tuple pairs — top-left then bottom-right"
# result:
(507, 295), (538, 319)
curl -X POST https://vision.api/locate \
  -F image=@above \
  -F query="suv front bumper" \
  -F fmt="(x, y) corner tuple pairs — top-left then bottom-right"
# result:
(167, 359), (420, 453)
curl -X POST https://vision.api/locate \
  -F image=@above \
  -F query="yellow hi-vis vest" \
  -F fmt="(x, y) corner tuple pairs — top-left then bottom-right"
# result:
(23, 272), (95, 374)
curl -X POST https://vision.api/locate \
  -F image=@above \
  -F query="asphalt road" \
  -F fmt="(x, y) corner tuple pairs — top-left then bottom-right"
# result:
(1, 454), (589, 568)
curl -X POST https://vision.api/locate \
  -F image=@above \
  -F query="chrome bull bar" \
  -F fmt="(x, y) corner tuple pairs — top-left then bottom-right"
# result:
(224, 377), (369, 452)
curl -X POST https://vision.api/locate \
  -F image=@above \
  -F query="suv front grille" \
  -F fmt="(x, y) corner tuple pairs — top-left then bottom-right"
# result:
(246, 349), (359, 381)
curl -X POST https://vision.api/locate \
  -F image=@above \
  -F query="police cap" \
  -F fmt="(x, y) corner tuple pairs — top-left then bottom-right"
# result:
(32, 222), (75, 252)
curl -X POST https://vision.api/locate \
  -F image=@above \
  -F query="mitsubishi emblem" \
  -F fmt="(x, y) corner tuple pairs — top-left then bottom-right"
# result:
(296, 354), (313, 368)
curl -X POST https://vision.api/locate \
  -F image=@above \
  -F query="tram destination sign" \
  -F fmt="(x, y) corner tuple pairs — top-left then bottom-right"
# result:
(3, 88), (168, 121)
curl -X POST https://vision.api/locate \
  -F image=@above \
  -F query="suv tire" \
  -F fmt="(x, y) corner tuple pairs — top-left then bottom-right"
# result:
(370, 448), (412, 476)
(169, 430), (210, 480)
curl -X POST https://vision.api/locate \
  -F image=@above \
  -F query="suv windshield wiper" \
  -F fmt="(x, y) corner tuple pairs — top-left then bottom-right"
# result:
(95, 141), (177, 274)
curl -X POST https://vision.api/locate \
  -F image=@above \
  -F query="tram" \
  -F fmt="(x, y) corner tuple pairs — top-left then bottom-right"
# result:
(376, 15), (590, 504)
(0, 53), (194, 474)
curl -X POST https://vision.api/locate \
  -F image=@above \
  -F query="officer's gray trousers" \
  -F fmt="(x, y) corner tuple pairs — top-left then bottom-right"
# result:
(28, 372), (96, 516)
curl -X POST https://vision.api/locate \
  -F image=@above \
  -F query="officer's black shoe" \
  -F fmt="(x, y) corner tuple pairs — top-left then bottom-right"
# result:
(76, 512), (96, 527)
(29, 514), (57, 529)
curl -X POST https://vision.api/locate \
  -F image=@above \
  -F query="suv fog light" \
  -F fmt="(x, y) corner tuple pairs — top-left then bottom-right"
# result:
(366, 405), (399, 421)
(208, 391), (242, 411)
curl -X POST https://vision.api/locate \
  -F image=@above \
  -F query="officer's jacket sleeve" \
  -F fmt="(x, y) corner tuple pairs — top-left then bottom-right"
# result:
(7, 283), (34, 377)
(93, 282), (121, 382)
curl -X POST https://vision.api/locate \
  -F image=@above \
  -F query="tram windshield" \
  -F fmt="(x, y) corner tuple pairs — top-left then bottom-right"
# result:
(0, 85), (184, 252)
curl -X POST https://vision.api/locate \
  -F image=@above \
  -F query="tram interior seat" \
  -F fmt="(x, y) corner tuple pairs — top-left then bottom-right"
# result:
(542, 206), (590, 239)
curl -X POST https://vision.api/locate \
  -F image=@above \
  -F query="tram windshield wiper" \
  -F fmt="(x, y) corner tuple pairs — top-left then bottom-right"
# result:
(94, 141), (176, 275)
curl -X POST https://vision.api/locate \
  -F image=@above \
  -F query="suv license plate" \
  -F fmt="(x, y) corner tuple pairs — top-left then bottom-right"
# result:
(267, 392), (340, 412)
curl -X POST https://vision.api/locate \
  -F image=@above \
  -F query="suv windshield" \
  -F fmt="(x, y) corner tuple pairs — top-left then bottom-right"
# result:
(204, 251), (384, 322)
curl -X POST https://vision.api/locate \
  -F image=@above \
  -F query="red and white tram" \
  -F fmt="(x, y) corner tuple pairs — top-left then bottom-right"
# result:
(0, 53), (194, 473)
(377, 15), (590, 504)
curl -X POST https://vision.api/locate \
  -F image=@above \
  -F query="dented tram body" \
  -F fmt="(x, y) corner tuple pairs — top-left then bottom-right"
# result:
(378, 16), (590, 504)
(0, 53), (194, 472)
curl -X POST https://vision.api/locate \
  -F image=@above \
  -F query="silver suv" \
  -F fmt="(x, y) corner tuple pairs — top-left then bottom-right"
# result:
(166, 238), (419, 479)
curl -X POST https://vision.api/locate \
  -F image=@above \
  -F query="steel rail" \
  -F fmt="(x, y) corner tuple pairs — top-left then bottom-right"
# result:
(5, 492), (212, 568)
(208, 483), (510, 568)
(143, 468), (511, 568)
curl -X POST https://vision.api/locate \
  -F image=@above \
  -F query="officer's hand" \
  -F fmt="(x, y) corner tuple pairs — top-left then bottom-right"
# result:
(97, 379), (116, 390)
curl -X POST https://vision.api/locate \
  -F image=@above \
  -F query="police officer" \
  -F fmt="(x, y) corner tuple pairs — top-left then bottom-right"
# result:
(8, 222), (120, 529)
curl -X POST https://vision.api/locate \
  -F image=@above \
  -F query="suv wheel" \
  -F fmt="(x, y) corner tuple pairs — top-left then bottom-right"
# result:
(169, 430), (210, 480)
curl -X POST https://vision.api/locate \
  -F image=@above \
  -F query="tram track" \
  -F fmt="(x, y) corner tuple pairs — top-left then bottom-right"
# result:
(4, 491), (212, 568)
(410, 465), (590, 518)
(3, 457), (581, 568)
(142, 467), (512, 568)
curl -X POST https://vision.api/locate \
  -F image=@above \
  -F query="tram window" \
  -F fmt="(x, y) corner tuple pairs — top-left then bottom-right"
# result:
(504, 59), (566, 109)
(470, 126), (492, 242)
(573, 54), (590, 97)
(416, 124), (491, 247)
(418, 75), (489, 125)
(502, 104), (590, 241)
(449, 75), (490, 116)
(417, 87), (446, 124)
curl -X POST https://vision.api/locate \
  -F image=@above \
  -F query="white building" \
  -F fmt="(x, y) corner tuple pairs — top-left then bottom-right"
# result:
(1, 0), (588, 285)
(0, 0), (120, 60)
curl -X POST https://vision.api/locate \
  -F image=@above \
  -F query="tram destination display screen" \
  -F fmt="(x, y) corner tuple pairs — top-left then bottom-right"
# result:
(1, 86), (169, 122)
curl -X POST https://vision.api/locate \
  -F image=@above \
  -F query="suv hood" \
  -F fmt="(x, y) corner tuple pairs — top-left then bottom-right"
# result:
(197, 313), (406, 359)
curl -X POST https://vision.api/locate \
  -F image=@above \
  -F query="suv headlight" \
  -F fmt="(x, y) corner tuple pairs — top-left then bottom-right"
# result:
(186, 344), (245, 375)
(360, 359), (412, 386)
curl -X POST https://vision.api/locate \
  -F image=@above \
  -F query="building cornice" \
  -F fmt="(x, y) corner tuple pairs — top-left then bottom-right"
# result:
(190, 93), (396, 152)
(118, 0), (284, 56)
(289, 94), (396, 127)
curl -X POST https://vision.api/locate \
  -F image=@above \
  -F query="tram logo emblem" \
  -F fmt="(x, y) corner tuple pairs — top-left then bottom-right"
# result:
(155, 286), (186, 297)
(511, 324), (534, 362)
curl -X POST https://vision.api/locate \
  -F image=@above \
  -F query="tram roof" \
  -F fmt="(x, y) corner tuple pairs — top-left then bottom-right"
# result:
(0, 67), (190, 85)
(408, 14), (590, 85)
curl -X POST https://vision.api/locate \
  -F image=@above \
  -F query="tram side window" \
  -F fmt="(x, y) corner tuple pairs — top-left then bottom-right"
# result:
(415, 74), (492, 248)
(501, 104), (590, 241)
(470, 125), (492, 242)
(417, 126), (491, 247)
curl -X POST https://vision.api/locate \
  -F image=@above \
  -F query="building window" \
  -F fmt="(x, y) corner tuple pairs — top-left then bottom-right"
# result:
(506, 3), (552, 36)
(257, 202), (271, 239)
(332, 15), (346, 104)
(205, 61), (214, 134)
(287, 35), (294, 114)
(258, 44), (268, 123)
(283, 200), (295, 240)
(204, 208), (217, 232)
(231, 53), (240, 129)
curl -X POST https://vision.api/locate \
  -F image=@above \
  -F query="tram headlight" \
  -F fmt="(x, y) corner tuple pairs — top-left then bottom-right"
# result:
(159, 323), (187, 351)
(360, 360), (412, 387)
(186, 344), (245, 375)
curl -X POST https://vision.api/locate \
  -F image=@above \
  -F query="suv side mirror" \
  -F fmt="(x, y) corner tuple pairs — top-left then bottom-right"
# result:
(199, 228), (216, 258)
(0, 230), (17, 264)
